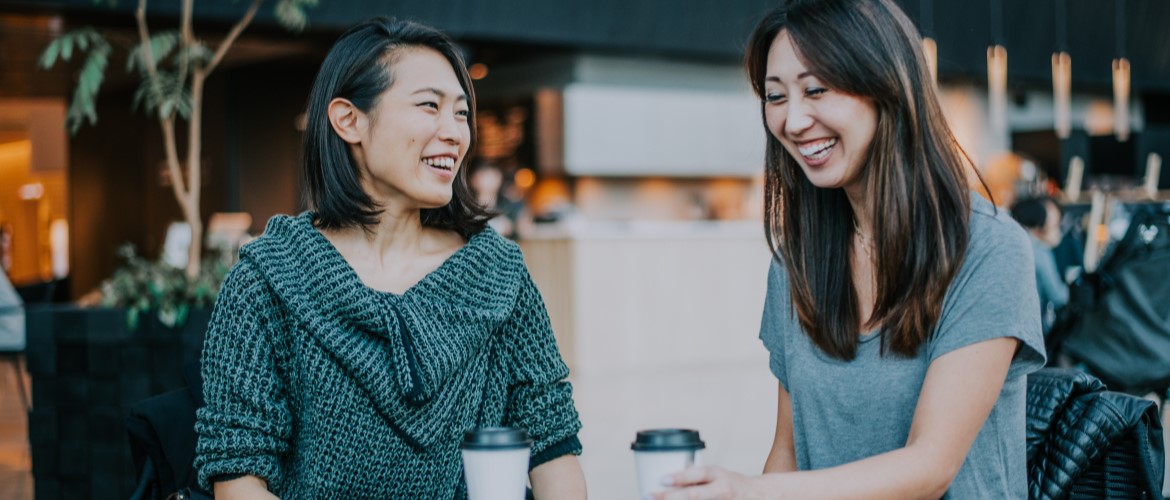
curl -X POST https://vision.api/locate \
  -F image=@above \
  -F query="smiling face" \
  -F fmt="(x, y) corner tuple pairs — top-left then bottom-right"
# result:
(352, 47), (471, 211)
(763, 31), (878, 197)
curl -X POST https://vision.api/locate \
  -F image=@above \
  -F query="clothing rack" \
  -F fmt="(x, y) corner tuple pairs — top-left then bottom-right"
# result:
(1059, 190), (1170, 275)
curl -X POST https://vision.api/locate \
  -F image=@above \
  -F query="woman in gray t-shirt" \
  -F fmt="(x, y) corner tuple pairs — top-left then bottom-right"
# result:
(654, 1), (1045, 498)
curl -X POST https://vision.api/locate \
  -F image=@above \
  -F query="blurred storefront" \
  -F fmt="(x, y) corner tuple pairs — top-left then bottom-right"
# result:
(2, 0), (1170, 498)
(2, 0), (1169, 295)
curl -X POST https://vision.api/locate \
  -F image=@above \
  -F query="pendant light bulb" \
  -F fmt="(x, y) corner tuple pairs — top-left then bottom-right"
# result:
(923, 37), (938, 85)
(987, 45), (1008, 143)
(1052, 52), (1072, 139)
(1113, 57), (1130, 141)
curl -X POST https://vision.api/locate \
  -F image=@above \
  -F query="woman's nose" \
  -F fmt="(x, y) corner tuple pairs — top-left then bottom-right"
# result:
(785, 98), (814, 137)
(437, 113), (463, 144)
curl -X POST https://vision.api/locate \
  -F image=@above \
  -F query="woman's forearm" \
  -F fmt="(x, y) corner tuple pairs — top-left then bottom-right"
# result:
(530, 454), (587, 500)
(748, 444), (952, 500)
(762, 445), (797, 474)
(214, 475), (280, 500)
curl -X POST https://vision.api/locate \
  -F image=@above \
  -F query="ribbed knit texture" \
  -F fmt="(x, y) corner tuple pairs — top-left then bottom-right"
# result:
(194, 212), (581, 498)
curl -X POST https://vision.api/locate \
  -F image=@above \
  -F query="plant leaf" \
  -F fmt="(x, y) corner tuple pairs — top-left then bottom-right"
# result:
(40, 28), (107, 70)
(274, 0), (309, 33)
(61, 35), (74, 60)
(126, 308), (140, 332)
(65, 42), (110, 134)
(127, 30), (179, 73)
(175, 42), (213, 69)
(38, 38), (60, 69)
(132, 70), (191, 120)
(175, 303), (189, 328)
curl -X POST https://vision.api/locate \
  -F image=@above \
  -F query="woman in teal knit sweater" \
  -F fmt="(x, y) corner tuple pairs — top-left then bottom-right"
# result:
(194, 17), (587, 498)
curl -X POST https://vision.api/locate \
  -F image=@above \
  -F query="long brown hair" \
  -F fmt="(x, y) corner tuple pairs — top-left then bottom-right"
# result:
(744, 0), (983, 359)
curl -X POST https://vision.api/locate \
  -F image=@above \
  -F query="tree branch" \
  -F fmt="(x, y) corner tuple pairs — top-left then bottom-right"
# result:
(159, 116), (189, 218)
(176, 0), (193, 92)
(136, 0), (188, 200)
(204, 0), (263, 76)
(182, 0), (199, 213)
(188, 70), (204, 227)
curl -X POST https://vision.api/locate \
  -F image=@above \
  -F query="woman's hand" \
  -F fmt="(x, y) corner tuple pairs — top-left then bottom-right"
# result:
(652, 465), (762, 500)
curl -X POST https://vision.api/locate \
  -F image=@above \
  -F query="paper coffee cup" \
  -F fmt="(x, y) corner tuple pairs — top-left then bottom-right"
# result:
(631, 429), (706, 496)
(461, 427), (532, 500)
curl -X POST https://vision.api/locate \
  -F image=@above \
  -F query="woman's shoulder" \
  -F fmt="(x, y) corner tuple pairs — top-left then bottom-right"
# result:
(215, 256), (279, 310)
(247, 212), (315, 244)
(766, 255), (790, 292)
(966, 194), (1032, 261)
(464, 224), (526, 269)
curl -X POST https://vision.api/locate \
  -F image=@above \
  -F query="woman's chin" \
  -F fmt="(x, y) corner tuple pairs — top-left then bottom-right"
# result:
(416, 193), (454, 210)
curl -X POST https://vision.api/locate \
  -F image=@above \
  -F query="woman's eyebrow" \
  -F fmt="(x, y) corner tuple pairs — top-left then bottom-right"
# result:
(411, 87), (468, 102)
(764, 71), (814, 84)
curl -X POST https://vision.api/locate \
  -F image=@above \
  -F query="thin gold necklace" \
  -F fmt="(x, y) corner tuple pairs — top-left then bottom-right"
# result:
(856, 223), (875, 247)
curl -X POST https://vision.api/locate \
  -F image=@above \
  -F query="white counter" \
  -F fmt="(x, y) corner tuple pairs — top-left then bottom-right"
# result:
(520, 221), (777, 499)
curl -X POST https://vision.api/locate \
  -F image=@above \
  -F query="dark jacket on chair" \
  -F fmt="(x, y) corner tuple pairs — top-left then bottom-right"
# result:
(1027, 368), (1165, 499)
(126, 362), (212, 500)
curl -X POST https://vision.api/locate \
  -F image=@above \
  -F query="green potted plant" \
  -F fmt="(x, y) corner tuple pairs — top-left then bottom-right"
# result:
(27, 1), (315, 497)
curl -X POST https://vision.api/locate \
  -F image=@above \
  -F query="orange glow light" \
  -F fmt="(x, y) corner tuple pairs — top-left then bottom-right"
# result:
(469, 63), (489, 80)
(513, 168), (536, 189)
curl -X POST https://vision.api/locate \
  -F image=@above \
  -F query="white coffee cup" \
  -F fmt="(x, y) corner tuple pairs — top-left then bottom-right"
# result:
(461, 427), (532, 500)
(631, 429), (706, 497)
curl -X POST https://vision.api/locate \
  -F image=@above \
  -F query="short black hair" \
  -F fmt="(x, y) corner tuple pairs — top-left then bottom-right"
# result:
(1011, 196), (1054, 230)
(301, 17), (491, 236)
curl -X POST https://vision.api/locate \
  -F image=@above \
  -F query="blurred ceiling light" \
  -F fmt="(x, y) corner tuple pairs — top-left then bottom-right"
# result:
(1083, 99), (1114, 136)
(50, 218), (69, 278)
(48, 16), (62, 35)
(19, 182), (44, 200)
(987, 45), (1008, 143)
(1145, 153), (1162, 199)
(1064, 156), (1084, 201)
(1052, 52), (1071, 139)
(469, 63), (489, 80)
(1052, 0), (1071, 139)
(986, 0), (1006, 145)
(923, 38), (938, 85)
(513, 168), (536, 189)
(1112, 57), (1130, 141)
(1113, 0), (1130, 141)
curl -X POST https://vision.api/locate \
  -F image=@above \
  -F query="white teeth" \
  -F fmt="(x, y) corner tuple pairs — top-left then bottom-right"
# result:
(798, 138), (837, 160)
(423, 157), (455, 169)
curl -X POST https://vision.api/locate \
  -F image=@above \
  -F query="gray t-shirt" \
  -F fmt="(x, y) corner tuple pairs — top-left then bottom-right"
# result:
(759, 195), (1046, 498)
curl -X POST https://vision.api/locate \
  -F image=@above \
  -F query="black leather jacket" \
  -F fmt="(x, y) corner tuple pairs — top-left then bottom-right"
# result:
(1026, 368), (1165, 499)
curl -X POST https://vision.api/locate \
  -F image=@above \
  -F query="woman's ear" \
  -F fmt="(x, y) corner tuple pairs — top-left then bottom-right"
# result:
(328, 98), (364, 144)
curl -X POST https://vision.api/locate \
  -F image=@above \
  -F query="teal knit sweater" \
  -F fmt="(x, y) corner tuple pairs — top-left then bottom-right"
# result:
(194, 213), (582, 498)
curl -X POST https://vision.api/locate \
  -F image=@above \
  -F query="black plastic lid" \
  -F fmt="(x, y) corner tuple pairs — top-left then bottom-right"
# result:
(461, 427), (533, 450)
(630, 429), (705, 451)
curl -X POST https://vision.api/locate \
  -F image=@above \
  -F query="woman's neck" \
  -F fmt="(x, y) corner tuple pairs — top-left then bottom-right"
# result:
(328, 206), (427, 262)
(844, 184), (874, 239)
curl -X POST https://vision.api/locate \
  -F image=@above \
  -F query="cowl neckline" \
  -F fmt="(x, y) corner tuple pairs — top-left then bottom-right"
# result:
(239, 212), (525, 449)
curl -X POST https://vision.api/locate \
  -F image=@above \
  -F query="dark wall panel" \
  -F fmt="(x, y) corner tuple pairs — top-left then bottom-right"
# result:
(227, 61), (315, 234)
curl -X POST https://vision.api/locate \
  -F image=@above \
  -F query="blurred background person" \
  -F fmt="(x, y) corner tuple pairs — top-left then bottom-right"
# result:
(468, 160), (516, 237)
(1012, 196), (1069, 335)
(0, 267), (23, 353)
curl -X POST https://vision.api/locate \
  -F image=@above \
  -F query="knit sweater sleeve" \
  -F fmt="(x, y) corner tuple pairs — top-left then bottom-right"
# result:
(194, 260), (293, 492)
(500, 267), (583, 465)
